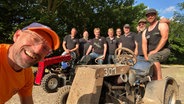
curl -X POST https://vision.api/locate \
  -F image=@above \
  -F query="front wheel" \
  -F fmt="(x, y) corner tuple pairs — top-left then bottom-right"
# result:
(164, 84), (177, 104)
(41, 73), (60, 93)
(56, 85), (71, 104)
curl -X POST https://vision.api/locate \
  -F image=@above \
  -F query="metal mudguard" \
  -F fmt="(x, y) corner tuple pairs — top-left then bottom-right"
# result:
(66, 64), (130, 104)
(142, 77), (179, 104)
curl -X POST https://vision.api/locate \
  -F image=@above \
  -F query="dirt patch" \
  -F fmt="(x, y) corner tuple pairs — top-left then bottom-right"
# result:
(6, 65), (184, 104)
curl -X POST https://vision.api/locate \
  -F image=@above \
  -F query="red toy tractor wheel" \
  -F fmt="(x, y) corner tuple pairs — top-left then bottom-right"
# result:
(56, 85), (71, 104)
(41, 73), (60, 93)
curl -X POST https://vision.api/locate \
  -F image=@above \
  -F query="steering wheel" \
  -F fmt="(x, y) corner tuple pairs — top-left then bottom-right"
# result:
(114, 47), (137, 66)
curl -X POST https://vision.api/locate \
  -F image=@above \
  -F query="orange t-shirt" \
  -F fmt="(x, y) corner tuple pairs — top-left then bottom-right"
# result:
(0, 44), (34, 103)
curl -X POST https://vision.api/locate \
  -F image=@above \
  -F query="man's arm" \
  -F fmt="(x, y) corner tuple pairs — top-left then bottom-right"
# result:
(20, 96), (33, 104)
(142, 29), (148, 60)
(134, 41), (138, 56)
(149, 23), (169, 55)
(69, 44), (79, 52)
(117, 42), (122, 56)
(160, 18), (170, 25)
(62, 41), (69, 53)
(118, 42), (122, 48)
(86, 45), (92, 55)
(102, 43), (107, 59)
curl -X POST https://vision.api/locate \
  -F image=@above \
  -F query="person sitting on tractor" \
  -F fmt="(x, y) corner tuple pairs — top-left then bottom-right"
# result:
(142, 8), (170, 80)
(62, 28), (79, 56)
(62, 28), (79, 69)
(135, 18), (170, 61)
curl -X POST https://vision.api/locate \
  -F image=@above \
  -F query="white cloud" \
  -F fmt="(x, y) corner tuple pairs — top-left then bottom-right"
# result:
(163, 6), (176, 13)
(158, 6), (176, 18)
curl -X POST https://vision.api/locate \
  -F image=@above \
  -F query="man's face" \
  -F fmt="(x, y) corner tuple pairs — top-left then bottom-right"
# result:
(138, 22), (146, 31)
(146, 13), (156, 23)
(108, 30), (114, 38)
(94, 30), (100, 38)
(116, 29), (121, 36)
(123, 27), (130, 34)
(71, 28), (77, 37)
(83, 31), (89, 39)
(11, 30), (52, 68)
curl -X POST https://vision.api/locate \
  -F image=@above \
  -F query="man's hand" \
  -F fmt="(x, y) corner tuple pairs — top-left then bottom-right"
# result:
(65, 49), (70, 53)
(102, 55), (105, 60)
(148, 50), (157, 56)
(144, 56), (149, 61)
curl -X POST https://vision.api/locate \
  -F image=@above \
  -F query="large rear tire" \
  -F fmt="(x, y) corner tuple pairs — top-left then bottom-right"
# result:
(56, 85), (71, 104)
(164, 84), (177, 104)
(41, 73), (60, 93)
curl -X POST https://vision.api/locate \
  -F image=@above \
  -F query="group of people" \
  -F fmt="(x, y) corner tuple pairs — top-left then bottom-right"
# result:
(0, 8), (170, 103)
(62, 8), (170, 81)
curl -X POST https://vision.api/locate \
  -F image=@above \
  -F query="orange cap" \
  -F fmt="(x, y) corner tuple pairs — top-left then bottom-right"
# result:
(22, 22), (60, 50)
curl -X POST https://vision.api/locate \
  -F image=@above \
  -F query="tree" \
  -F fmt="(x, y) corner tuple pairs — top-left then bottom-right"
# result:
(0, 0), (147, 56)
(167, 2), (184, 64)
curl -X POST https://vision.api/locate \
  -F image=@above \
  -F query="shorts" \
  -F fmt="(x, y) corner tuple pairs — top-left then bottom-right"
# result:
(148, 48), (171, 62)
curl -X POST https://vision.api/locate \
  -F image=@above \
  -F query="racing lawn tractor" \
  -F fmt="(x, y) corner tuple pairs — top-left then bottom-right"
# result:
(34, 53), (77, 93)
(56, 47), (179, 104)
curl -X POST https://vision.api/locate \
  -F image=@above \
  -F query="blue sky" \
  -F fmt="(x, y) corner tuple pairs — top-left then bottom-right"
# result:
(134, 0), (183, 18)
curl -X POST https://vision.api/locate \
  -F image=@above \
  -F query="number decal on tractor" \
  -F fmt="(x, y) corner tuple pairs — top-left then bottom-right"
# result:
(104, 67), (116, 76)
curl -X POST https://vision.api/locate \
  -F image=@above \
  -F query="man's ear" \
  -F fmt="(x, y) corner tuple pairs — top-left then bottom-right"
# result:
(13, 30), (22, 42)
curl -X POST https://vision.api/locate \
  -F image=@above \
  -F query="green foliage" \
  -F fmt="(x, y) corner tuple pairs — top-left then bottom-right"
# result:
(167, 7), (184, 64)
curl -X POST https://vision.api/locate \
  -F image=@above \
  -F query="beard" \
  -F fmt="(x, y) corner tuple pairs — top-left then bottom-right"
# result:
(14, 53), (38, 69)
(140, 27), (146, 31)
(13, 47), (41, 69)
(149, 18), (157, 24)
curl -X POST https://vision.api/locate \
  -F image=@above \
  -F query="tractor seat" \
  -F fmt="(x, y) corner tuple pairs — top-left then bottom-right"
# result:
(131, 60), (153, 76)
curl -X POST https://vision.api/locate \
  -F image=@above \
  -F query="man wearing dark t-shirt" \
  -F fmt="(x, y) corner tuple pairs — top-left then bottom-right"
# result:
(62, 28), (79, 55)
(79, 30), (91, 59)
(61, 28), (79, 69)
(120, 24), (138, 55)
(135, 18), (147, 60)
(106, 28), (121, 64)
(86, 28), (107, 64)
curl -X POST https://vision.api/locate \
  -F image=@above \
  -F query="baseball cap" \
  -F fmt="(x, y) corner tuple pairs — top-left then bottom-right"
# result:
(146, 8), (157, 15)
(124, 24), (130, 28)
(22, 22), (60, 50)
(138, 18), (147, 24)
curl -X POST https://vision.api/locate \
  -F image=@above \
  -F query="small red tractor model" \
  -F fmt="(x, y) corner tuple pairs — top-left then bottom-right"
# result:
(55, 47), (179, 104)
(34, 53), (76, 93)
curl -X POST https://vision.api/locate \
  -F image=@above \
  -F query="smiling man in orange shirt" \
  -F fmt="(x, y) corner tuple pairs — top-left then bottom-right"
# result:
(0, 22), (60, 104)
